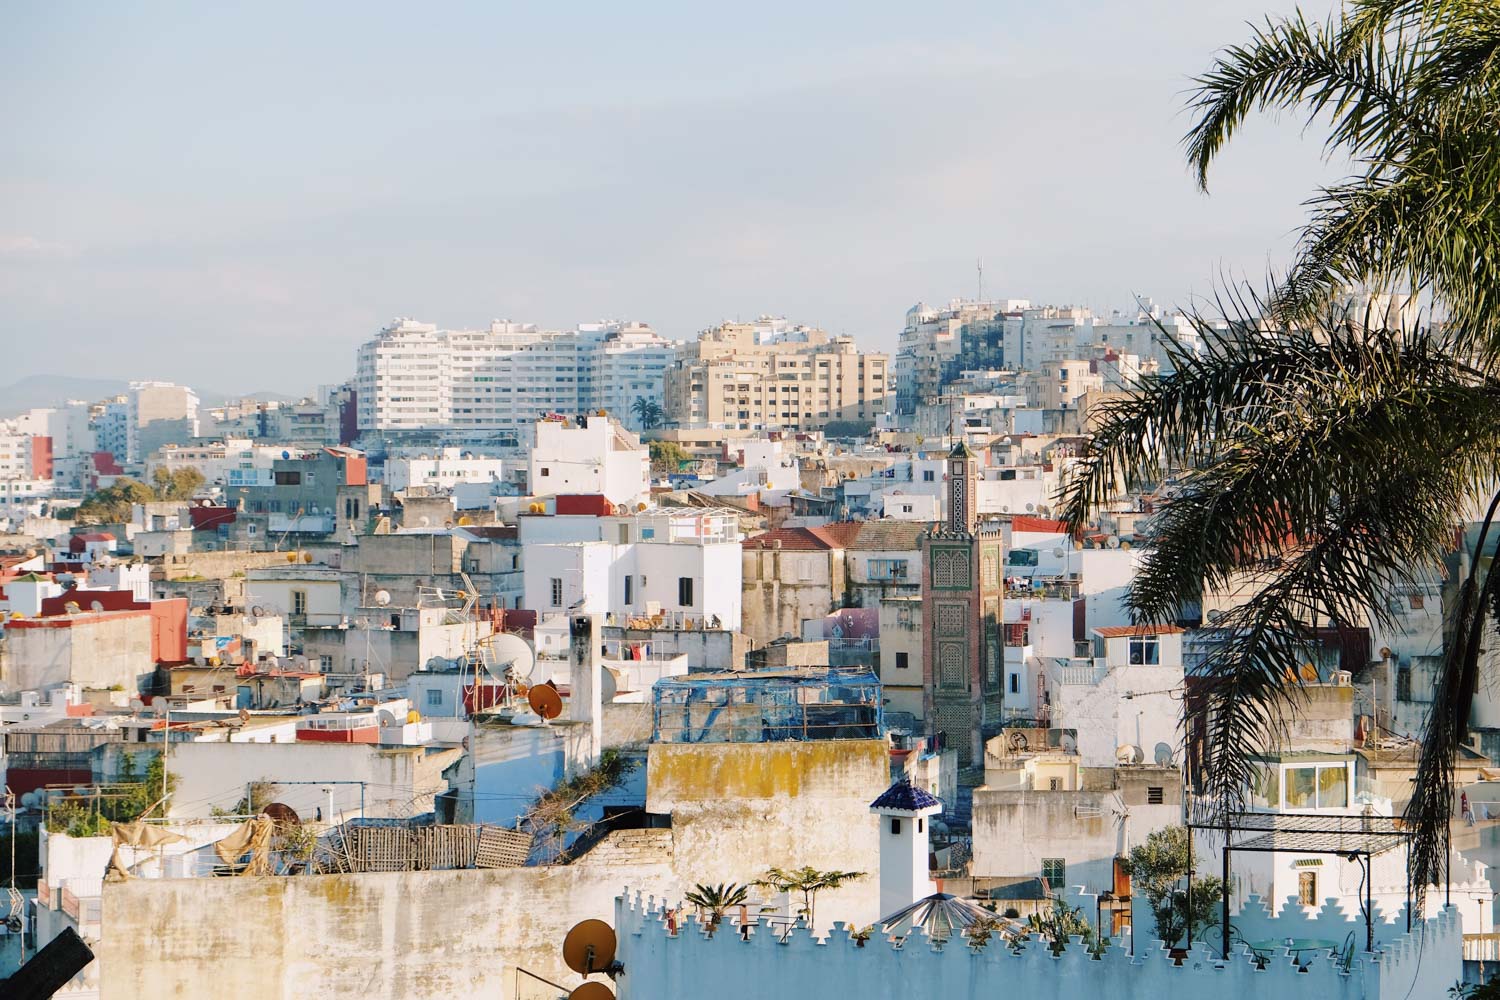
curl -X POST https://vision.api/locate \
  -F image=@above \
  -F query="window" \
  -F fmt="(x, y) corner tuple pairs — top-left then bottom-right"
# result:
(426, 688), (444, 707)
(291, 590), (307, 616)
(922, 470), (935, 482)
(678, 577), (694, 607)
(1147, 786), (1164, 805)
(1298, 870), (1318, 906)
(624, 576), (634, 605)
(550, 578), (563, 607)
(1396, 665), (1412, 701)
(890, 818), (902, 835)
(1127, 635), (1160, 665)
(540, 467), (550, 477)
(870, 559), (908, 581)
(274, 470), (302, 486)
(1048, 777), (1061, 791)
(1041, 858), (1066, 890)
(895, 652), (910, 670)
(1283, 763), (1348, 809)
(1009, 674), (1019, 694)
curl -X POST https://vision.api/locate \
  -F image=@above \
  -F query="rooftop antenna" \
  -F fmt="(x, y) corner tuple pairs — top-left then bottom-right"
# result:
(977, 256), (984, 302)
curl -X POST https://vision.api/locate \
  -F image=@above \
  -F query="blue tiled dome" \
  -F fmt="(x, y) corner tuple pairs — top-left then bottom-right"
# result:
(870, 778), (941, 812)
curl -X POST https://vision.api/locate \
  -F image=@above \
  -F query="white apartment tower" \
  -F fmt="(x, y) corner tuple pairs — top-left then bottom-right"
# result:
(356, 318), (677, 443)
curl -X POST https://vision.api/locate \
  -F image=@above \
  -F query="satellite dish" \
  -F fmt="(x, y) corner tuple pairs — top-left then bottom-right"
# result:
(601, 666), (622, 703)
(282, 450), (291, 459)
(569, 985), (614, 1000)
(418, 516), (431, 527)
(64, 601), (82, 615)
(1117, 744), (1144, 765)
(1299, 663), (1320, 683)
(1025, 503), (1035, 512)
(562, 919), (617, 975)
(1106, 535), (1121, 549)
(1154, 742), (1174, 766)
(1206, 608), (1223, 624)
(252, 606), (267, 618)
(1052, 547), (1065, 559)
(377, 709), (399, 727)
(89, 600), (105, 613)
(238, 708), (251, 724)
(261, 802), (300, 829)
(490, 634), (536, 681)
(528, 683), (563, 721)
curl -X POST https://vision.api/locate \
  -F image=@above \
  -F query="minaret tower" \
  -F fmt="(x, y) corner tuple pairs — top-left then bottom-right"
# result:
(948, 440), (977, 534)
(870, 778), (943, 919)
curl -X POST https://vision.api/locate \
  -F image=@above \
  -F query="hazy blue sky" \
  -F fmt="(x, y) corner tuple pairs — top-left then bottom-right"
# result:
(2, 1), (1336, 394)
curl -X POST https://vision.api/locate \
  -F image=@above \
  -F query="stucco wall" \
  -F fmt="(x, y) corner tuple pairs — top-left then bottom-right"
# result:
(646, 740), (886, 930)
(4, 614), (154, 693)
(98, 862), (677, 1000)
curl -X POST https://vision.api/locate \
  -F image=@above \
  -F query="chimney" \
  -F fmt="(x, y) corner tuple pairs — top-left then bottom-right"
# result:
(568, 613), (604, 767)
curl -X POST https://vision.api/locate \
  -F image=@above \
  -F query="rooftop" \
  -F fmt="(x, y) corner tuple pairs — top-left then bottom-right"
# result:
(870, 778), (941, 813)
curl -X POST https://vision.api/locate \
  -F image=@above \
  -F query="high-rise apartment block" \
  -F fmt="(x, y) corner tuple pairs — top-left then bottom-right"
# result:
(664, 317), (891, 431)
(355, 318), (676, 444)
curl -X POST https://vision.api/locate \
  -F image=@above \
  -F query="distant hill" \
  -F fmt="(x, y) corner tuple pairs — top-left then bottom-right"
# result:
(0, 374), (129, 415)
(0, 376), (307, 417)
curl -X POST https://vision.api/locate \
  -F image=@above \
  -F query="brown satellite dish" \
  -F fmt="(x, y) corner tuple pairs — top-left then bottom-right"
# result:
(1299, 663), (1320, 683)
(562, 919), (617, 975)
(569, 984), (615, 1000)
(529, 683), (563, 721)
(261, 802), (301, 830)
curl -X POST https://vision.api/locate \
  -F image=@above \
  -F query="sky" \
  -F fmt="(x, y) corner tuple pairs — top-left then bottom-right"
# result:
(1, 0), (1338, 395)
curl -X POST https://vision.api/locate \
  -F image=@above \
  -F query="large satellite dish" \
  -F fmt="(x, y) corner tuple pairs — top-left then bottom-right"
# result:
(569, 985), (614, 1000)
(528, 683), (562, 721)
(373, 590), (392, 607)
(1153, 742), (1174, 767)
(490, 634), (535, 681)
(562, 919), (617, 975)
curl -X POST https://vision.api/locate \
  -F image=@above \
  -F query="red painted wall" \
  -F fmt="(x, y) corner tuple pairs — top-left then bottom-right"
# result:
(30, 436), (53, 479)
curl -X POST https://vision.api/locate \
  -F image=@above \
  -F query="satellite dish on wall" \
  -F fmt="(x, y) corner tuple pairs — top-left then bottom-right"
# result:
(569, 985), (615, 1000)
(377, 708), (399, 727)
(528, 682), (563, 721)
(90, 600), (105, 613)
(1117, 744), (1144, 765)
(562, 919), (618, 976)
(1154, 742), (1174, 766)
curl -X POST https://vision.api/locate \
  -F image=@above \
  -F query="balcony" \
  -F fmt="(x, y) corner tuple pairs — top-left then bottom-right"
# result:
(1057, 659), (1106, 685)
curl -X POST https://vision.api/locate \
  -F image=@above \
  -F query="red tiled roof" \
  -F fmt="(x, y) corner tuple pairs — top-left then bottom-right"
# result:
(745, 527), (839, 551)
(1092, 624), (1187, 637)
(1011, 516), (1069, 535)
(811, 522), (863, 549)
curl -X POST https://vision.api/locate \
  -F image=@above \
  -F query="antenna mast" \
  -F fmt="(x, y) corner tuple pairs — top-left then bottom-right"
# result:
(977, 256), (984, 302)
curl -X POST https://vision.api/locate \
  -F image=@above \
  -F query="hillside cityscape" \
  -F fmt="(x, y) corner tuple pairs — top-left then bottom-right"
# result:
(5, 2), (1500, 999)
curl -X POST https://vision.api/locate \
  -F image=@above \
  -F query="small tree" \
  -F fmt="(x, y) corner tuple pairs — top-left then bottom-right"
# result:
(1024, 899), (1099, 955)
(757, 866), (866, 929)
(684, 882), (750, 935)
(1126, 826), (1225, 948)
(648, 441), (690, 474)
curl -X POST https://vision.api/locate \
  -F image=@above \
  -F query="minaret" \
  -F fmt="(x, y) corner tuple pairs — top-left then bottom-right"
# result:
(870, 778), (942, 919)
(947, 441), (977, 534)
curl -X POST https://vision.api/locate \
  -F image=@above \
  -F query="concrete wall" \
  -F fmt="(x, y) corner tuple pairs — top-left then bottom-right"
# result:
(166, 740), (459, 820)
(3, 613), (155, 693)
(98, 860), (678, 1000)
(646, 740), (886, 931)
(160, 550), (296, 581)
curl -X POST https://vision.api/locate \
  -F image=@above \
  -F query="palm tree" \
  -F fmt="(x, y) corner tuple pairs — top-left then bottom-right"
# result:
(756, 866), (865, 930)
(1062, 0), (1500, 901)
(683, 882), (751, 935)
(631, 395), (663, 430)
(1185, 0), (1500, 353)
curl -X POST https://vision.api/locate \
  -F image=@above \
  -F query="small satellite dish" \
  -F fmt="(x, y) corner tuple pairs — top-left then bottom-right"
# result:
(1379, 646), (1393, 659)
(1106, 535), (1121, 549)
(377, 709), (399, 727)
(1025, 503), (1035, 512)
(373, 590), (392, 607)
(1154, 742), (1174, 766)
(282, 450), (291, 459)
(1052, 547), (1065, 559)
(1117, 744), (1144, 765)
(562, 919), (617, 976)
(64, 601), (82, 615)
(418, 516), (431, 527)
(90, 600), (105, 613)
(252, 606), (267, 618)
(238, 708), (251, 724)
(569, 985), (614, 1000)
(528, 683), (563, 721)
(601, 666), (622, 703)
(1206, 608), (1224, 624)
(1299, 663), (1320, 683)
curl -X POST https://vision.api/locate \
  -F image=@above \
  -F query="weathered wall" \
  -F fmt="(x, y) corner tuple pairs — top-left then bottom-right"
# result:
(159, 550), (297, 581)
(98, 861), (678, 1000)
(3, 614), (154, 693)
(646, 739), (886, 930)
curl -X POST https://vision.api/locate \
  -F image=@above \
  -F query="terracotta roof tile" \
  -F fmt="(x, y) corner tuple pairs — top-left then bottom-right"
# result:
(1092, 624), (1187, 637)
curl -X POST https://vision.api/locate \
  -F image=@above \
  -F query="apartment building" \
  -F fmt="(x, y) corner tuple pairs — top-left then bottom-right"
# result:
(124, 381), (200, 464)
(355, 318), (677, 443)
(664, 318), (891, 431)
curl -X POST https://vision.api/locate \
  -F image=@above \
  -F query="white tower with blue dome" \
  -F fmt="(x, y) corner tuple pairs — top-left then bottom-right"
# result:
(870, 778), (942, 919)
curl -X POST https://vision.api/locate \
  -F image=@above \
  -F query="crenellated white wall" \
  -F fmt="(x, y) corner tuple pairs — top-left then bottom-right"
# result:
(615, 889), (1463, 1000)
